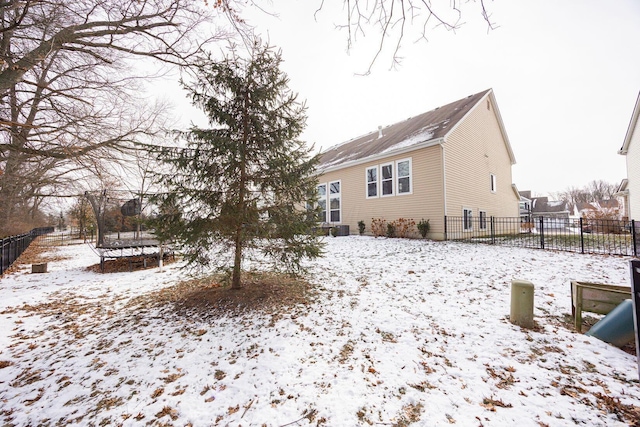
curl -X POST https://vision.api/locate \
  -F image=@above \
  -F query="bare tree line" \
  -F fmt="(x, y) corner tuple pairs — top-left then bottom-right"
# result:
(553, 180), (620, 207)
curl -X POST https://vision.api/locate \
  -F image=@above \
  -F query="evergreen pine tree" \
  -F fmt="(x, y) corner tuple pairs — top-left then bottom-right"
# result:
(153, 42), (323, 289)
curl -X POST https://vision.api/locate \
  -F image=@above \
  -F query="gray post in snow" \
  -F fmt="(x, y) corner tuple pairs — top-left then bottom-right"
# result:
(510, 279), (535, 329)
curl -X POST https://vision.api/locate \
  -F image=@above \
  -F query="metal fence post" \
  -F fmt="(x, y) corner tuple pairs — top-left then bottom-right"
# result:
(579, 217), (585, 254)
(0, 238), (5, 275)
(491, 216), (495, 245)
(633, 219), (637, 258)
(444, 216), (448, 241)
(539, 217), (545, 250)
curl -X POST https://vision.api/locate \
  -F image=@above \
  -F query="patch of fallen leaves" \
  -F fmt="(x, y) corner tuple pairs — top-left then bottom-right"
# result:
(128, 270), (317, 320)
(592, 392), (640, 425)
(481, 396), (513, 411)
(394, 402), (424, 426)
(86, 254), (176, 274)
(155, 405), (178, 420)
(485, 365), (518, 389)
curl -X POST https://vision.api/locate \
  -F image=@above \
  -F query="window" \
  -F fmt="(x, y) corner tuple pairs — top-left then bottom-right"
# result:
(316, 181), (341, 223)
(329, 180), (341, 222)
(365, 158), (413, 199)
(381, 163), (394, 196)
(366, 166), (378, 198)
(490, 174), (497, 193)
(317, 184), (327, 222)
(463, 208), (473, 231)
(479, 210), (487, 230)
(396, 159), (412, 195)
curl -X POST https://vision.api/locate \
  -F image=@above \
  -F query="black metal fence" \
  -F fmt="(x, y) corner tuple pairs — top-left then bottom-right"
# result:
(0, 227), (54, 275)
(445, 216), (638, 257)
(35, 229), (95, 247)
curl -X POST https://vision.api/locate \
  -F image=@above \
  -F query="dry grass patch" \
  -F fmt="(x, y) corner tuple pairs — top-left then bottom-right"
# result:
(132, 271), (317, 320)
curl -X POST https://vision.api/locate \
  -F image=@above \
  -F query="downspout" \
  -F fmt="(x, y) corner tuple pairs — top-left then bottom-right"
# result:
(441, 142), (447, 217)
(441, 142), (447, 240)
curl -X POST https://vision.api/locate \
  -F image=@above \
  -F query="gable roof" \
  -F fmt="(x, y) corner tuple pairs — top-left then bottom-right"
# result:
(531, 197), (570, 214)
(619, 91), (640, 155)
(318, 89), (515, 172)
(575, 202), (597, 213)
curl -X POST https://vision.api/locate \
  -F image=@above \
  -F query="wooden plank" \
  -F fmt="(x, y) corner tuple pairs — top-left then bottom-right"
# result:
(571, 281), (631, 333)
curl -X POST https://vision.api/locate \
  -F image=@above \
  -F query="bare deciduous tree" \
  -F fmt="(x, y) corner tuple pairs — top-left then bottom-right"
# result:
(556, 180), (619, 207)
(316, 0), (497, 74)
(0, 0), (235, 234)
(0, 0), (231, 95)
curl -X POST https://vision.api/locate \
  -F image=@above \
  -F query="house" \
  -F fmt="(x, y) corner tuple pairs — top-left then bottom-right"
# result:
(530, 197), (571, 229)
(518, 190), (532, 223)
(315, 89), (519, 240)
(572, 202), (598, 220)
(615, 179), (629, 220)
(617, 91), (640, 221)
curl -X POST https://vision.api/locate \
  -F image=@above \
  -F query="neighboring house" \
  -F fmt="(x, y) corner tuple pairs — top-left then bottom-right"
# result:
(315, 89), (519, 240)
(595, 199), (620, 219)
(570, 202), (598, 224)
(530, 197), (571, 229)
(519, 190), (532, 222)
(615, 179), (629, 220)
(618, 91), (640, 221)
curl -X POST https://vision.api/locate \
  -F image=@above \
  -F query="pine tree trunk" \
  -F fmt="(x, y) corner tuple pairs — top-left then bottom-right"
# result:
(231, 234), (242, 289)
(231, 89), (250, 290)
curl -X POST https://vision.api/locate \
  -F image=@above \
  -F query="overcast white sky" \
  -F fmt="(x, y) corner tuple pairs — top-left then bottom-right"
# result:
(173, 0), (640, 198)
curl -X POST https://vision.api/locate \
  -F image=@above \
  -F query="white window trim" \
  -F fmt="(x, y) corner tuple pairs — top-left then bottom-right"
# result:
(365, 166), (378, 199)
(396, 158), (413, 196)
(317, 183), (328, 223)
(463, 207), (473, 231)
(329, 179), (341, 223)
(479, 210), (487, 230)
(380, 162), (394, 197)
(490, 173), (497, 193)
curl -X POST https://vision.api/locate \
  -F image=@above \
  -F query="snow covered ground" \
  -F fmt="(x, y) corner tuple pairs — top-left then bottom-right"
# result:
(0, 236), (639, 426)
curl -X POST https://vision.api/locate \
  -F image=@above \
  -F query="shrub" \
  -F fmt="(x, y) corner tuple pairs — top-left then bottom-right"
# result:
(386, 223), (396, 238)
(521, 222), (534, 233)
(371, 218), (386, 238)
(357, 220), (366, 235)
(583, 209), (622, 233)
(393, 218), (416, 238)
(417, 219), (430, 238)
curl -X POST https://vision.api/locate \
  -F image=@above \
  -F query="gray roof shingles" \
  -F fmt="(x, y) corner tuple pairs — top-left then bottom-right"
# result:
(319, 89), (492, 169)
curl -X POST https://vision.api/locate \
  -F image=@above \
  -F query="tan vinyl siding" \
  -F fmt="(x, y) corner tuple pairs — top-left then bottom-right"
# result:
(317, 145), (445, 237)
(626, 119), (640, 220)
(443, 96), (519, 220)
(316, 91), (518, 239)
